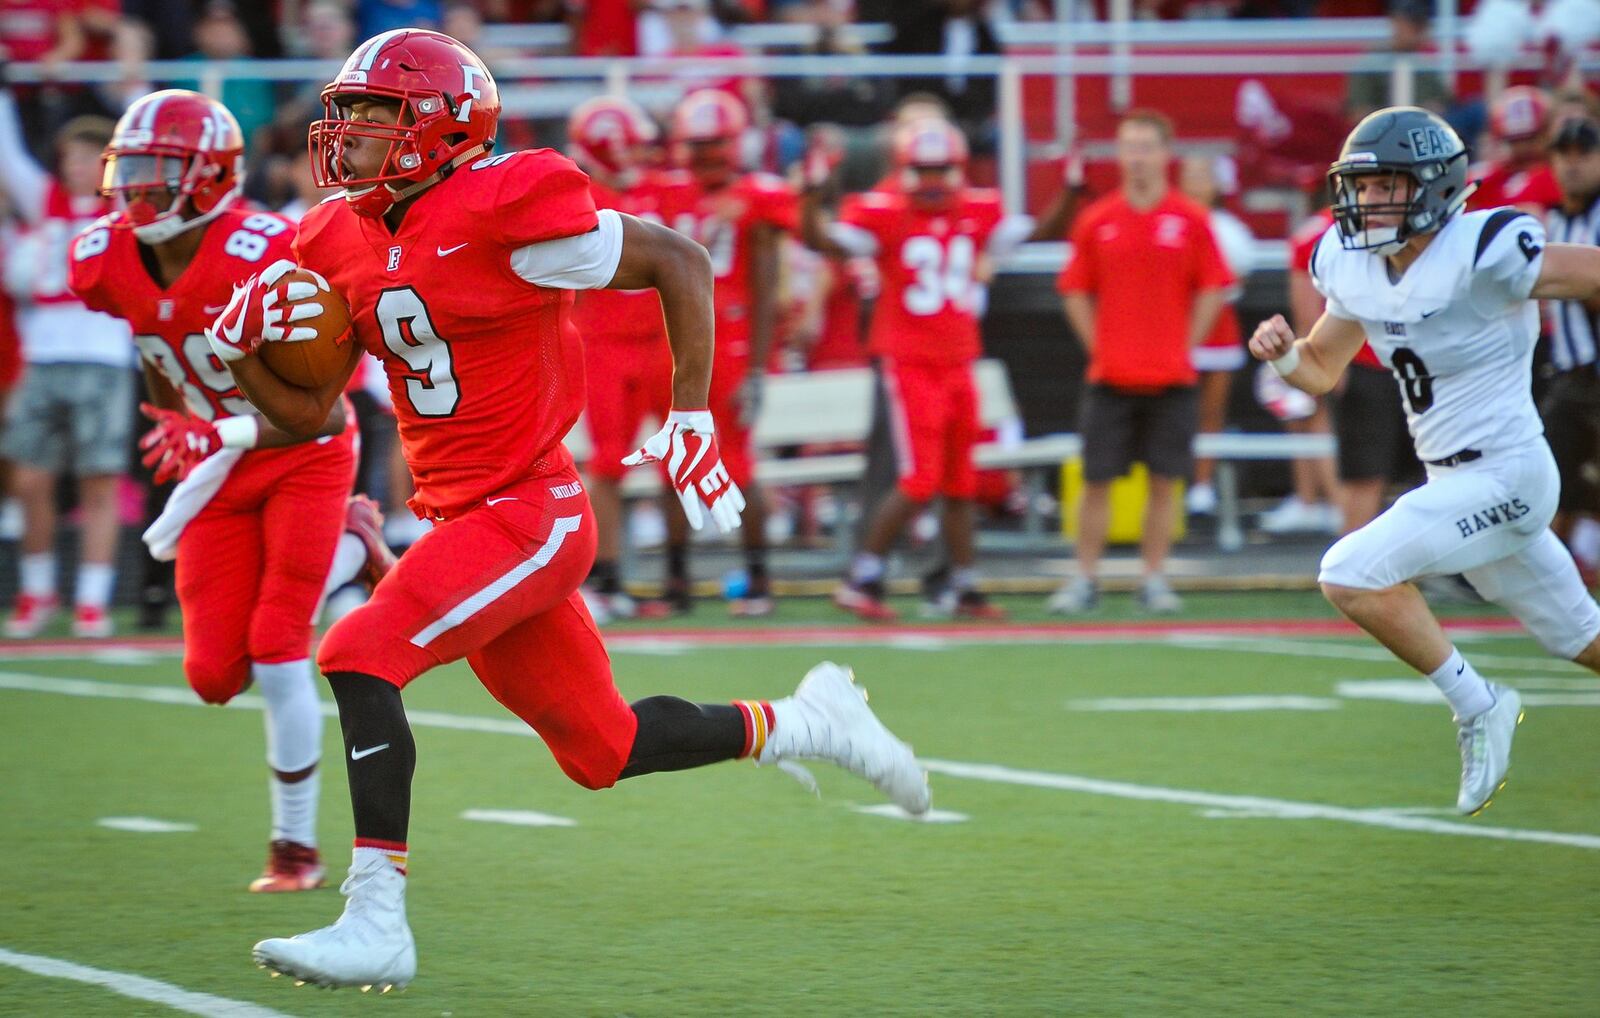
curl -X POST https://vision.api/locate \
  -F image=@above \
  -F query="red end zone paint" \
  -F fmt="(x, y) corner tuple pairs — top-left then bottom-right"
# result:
(0, 616), (1524, 656)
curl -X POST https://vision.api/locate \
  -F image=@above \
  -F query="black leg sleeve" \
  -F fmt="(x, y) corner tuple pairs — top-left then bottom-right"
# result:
(619, 696), (746, 779)
(326, 671), (416, 844)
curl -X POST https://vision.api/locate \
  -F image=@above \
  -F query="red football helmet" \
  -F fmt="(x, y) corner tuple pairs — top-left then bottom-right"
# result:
(893, 117), (968, 208)
(568, 95), (657, 180)
(101, 89), (243, 243)
(1491, 86), (1550, 143)
(671, 89), (748, 187)
(310, 29), (501, 218)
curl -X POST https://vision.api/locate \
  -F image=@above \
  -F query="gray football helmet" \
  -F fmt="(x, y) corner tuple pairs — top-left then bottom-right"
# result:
(1328, 106), (1472, 256)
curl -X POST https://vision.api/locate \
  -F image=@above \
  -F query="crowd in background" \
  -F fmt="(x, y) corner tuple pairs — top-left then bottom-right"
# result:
(2, 0), (1600, 627)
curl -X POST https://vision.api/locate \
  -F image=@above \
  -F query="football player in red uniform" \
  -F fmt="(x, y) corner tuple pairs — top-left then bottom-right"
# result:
(212, 31), (927, 990)
(649, 88), (798, 616)
(68, 90), (394, 893)
(804, 119), (1036, 621)
(565, 95), (675, 622)
(1469, 86), (1562, 213)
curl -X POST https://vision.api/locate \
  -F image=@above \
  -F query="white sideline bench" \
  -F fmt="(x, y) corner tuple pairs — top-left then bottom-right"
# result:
(563, 360), (1337, 551)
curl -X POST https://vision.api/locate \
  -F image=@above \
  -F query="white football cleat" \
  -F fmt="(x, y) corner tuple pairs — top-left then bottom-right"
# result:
(760, 662), (930, 816)
(252, 853), (416, 991)
(1456, 683), (1523, 816)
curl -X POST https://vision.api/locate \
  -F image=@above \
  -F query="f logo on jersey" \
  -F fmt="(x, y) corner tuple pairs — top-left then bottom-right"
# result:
(387, 246), (402, 272)
(158, 299), (175, 322)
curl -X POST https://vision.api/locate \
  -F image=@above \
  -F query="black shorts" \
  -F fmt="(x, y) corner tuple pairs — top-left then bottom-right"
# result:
(1079, 383), (1197, 483)
(1333, 364), (1417, 482)
(1540, 367), (1600, 513)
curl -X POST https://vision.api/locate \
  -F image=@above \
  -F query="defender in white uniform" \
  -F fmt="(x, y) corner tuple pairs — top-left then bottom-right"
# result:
(1249, 106), (1600, 815)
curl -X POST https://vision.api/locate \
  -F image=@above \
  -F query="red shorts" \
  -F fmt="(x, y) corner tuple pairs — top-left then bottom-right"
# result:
(178, 429), (357, 704)
(883, 358), (978, 502)
(584, 338), (674, 482)
(316, 464), (637, 790)
(708, 353), (756, 490)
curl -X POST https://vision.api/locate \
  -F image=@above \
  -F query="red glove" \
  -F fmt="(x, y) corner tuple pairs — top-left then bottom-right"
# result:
(138, 403), (221, 484)
(621, 409), (746, 532)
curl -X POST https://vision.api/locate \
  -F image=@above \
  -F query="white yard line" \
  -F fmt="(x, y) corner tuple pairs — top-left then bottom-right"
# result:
(1067, 695), (1342, 712)
(0, 947), (294, 1018)
(8, 669), (1597, 852)
(461, 809), (577, 827)
(1168, 635), (1588, 674)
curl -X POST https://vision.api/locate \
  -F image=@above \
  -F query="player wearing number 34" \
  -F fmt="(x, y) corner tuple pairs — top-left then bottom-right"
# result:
(1249, 106), (1600, 816)
(208, 29), (929, 992)
(68, 90), (398, 895)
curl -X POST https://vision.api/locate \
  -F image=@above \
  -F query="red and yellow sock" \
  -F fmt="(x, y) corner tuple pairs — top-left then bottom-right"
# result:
(354, 837), (408, 876)
(733, 699), (775, 758)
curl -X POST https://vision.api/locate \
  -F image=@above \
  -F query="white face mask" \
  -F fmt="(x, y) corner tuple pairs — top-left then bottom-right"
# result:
(1355, 222), (1406, 257)
(131, 187), (238, 244)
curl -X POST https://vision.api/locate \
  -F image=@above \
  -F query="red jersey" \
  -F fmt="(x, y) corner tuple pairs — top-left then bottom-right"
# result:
(68, 206), (295, 421)
(1058, 190), (1232, 389)
(571, 175), (667, 349)
(1467, 160), (1562, 213)
(650, 170), (796, 359)
(839, 188), (1004, 366)
(0, 0), (72, 62)
(1289, 208), (1383, 370)
(294, 150), (599, 519)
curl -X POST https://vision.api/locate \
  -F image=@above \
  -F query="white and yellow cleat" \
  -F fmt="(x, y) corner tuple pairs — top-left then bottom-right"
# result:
(252, 853), (416, 991)
(760, 662), (931, 816)
(1456, 683), (1524, 816)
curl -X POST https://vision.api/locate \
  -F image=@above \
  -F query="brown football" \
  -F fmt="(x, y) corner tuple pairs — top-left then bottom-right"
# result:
(257, 268), (355, 389)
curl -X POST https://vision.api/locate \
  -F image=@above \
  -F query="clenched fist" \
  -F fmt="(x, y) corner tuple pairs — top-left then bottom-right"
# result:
(1248, 313), (1298, 363)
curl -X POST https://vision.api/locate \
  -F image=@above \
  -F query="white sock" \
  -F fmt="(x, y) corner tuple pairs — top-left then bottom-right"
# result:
(19, 554), (55, 598)
(322, 533), (368, 599)
(353, 844), (408, 877)
(1428, 648), (1496, 721)
(75, 562), (114, 609)
(850, 553), (884, 585)
(254, 659), (323, 845)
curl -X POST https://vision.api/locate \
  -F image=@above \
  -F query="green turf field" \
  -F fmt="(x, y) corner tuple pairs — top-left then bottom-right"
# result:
(1, 593), (1597, 1016)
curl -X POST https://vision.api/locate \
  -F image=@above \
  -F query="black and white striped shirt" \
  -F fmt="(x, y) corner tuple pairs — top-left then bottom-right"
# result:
(1546, 195), (1600, 371)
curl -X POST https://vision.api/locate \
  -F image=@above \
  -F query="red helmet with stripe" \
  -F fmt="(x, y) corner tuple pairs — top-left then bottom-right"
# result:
(568, 95), (657, 180)
(893, 117), (968, 209)
(101, 89), (243, 243)
(671, 89), (748, 187)
(1490, 86), (1550, 143)
(310, 29), (500, 218)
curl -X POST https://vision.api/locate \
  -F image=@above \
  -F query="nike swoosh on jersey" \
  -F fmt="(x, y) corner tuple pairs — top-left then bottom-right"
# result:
(350, 743), (390, 761)
(486, 497), (518, 506)
(203, 304), (229, 314)
(437, 242), (469, 257)
(1421, 308), (1442, 319)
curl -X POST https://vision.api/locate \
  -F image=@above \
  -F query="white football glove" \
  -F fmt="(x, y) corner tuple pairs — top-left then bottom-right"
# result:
(258, 258), (328, 344)
(622, 409), (746, 533)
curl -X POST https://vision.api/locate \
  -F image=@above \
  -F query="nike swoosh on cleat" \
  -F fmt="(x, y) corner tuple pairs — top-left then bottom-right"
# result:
(1457, 663), (1465, 675)
(350, 743), (390, 761)
(437, 242), (469, 257)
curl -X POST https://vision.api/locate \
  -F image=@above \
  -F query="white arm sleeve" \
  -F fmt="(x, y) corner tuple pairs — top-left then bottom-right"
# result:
(986, 215), (1036, 259)
(0, 91), (51, 224)
(509, 208), (625, 290)
(824, 221), (879, 258)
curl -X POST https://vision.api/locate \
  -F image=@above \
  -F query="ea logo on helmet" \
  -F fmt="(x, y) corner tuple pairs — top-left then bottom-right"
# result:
(1407, 126), (1453, 158)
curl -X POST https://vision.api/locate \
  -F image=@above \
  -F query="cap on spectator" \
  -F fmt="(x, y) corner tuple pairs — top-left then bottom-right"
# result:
(1491, 86), (1550, 142)
(1550, 116), (1600, 153)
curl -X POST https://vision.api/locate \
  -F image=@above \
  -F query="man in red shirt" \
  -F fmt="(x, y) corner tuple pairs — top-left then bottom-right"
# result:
(565, 95), (674, 622)
(1468, 86), (1563, 214)
(70, 89), (392, 894)
(1050, 109), (1230, 615)
(651, 88), (797, 616)
(211, 30), (927, 991)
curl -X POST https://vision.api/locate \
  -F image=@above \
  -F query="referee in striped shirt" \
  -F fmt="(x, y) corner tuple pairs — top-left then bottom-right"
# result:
(1544, 115), (1600, 552)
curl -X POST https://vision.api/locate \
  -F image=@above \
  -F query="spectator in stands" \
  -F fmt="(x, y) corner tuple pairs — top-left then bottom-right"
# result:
(180, 3), (275, 150)
(0, 87), (130, 638)
(770, 0), (890, 130)
(0, 0), (86, 74)
(1177, 153), (1253, 520)
(1345, 0), (1449, 122)
(1050, 109), (1230, 615)
(94, 16), (156, 116)
(880, 0), (1000, 148)
(357, 0), (442, 37)
(567, 0), (644, 57)
(1542, 115), (1600, 579)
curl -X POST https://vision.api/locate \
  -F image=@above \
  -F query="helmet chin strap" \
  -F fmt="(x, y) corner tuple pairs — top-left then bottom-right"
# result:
(133, 187), (239, 244)
(379, 145), (490, 207)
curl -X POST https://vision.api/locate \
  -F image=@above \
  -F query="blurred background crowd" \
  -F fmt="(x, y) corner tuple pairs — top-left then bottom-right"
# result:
(3, 0), (1600, 629)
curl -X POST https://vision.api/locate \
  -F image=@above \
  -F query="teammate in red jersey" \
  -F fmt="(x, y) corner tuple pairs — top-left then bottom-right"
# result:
(1469, 86), (1563, 214)
(803, 118), (1039, 621)
(648, 88), (798, 616)
(565, 95), (676, 623)
(211, 30), (927, 990)
(68, 90), (394, 894)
